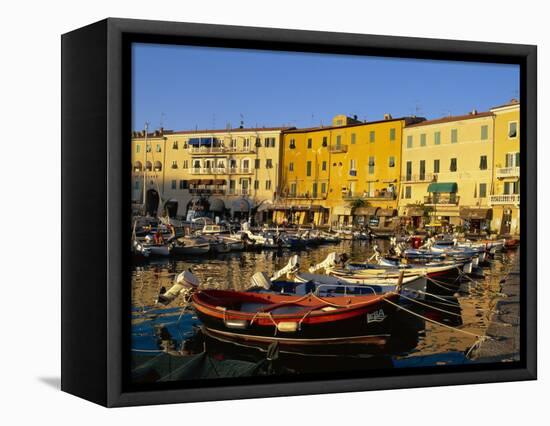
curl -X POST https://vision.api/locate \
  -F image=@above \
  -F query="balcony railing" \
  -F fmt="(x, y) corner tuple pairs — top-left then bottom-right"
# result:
(489, 194), (520, 205)
(228, 167), (253, 174)
(496, 167), (520, 179)
(328, 144), (348, 153)
(344, 192), (397, 200)
(190, 146), (255, 154)
(284, 193), (326, 200)
(191, 167), (232, 175)
(404, 173), (436, 183)
(188, 188), (226, 195)
(227, 188), (250, 196)
(424, 195), (460, 205)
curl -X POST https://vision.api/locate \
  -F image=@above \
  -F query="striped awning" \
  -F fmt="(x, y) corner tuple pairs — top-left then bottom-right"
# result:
(427, 182), (458, 193)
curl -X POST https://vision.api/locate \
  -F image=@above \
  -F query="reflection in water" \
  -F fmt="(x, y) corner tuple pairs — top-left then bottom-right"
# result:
(131, 241), (519, 382)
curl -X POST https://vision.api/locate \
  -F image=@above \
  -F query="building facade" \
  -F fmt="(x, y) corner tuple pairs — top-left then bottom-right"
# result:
(131, 127), (288, 220)
(399, 111), (495, 232)
(489, 100), (520, 235)
(276, 114), (422, 226)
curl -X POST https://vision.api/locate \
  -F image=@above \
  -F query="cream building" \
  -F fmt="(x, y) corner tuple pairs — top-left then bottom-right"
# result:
(399, 111), (495, 231)
(131, 126), (288, 220)
(489, 100), (520, 235)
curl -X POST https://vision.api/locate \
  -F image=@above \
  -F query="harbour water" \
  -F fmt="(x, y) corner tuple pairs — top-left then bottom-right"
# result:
(131, 240), (520, 382)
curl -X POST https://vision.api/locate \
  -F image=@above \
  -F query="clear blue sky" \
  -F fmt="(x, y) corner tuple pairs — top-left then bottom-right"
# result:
(132, 43), (519, 131)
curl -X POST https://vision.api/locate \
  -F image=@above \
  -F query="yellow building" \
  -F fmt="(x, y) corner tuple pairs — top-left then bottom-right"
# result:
(277, 114), (422, 226)
(131, 126), (289, 220)
(489, 100), (520, 235)
(399, 111), (495, 232)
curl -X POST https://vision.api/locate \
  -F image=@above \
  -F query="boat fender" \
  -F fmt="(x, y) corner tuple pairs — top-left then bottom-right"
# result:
(277, 322), (299, 333)
(472, 257), (479, 268)
(463, 262), (473, 274)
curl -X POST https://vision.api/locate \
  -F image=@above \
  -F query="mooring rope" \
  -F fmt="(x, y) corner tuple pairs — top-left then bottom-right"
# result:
(398, 293), (463, 317)
(383, 298), (490, 341)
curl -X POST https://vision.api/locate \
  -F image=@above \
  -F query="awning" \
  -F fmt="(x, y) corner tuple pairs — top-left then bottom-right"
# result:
(213, 179), (226, 185)
(188, 179), (200, 185)
(406, 207), (424, 217)
(377, 208), (397, 217)
(460, 208), (493, 220)
(209, 198), (226, 213)
(353, 206), (378, 216)
(231, 198), (251, 213)
(309, 205), (326, 212)
(428, 182), (458, 193)
(333, 206), (352, 216)
(291, 205), (310, 211)
(202, 179), (213, 185)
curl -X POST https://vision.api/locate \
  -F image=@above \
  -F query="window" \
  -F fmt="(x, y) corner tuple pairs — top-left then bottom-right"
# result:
(419, 160), (426, 180)
(351, 133), (356, 144)
(266, 180), (272, 190)
(336, 135), (342, 147)
(156, 144), (162, 152)
(255, 137), (261, 147)
(406, 161), (412, 181)
(179, 180), (188, 189)
(368, 156), (375, 174)
(321, 182), (327, 194)
(369, 131), (375, 143)
(172, 141), (178, 149)
(307, 138), (312, 148)
(322, 136), (328, 147)
(290, 183), (297, 195)
(513, 180), (520, 194)
(230, 138), (237, 148)
(405, 186), (412, 199)
(434, 131), (441, 145)
(243, 138), (250, 149)
(434, 159), (440, 173)
(254, 180), (259, 190)
(171, 160), (178, 169)
(312, 183), (318, 197)
(289, 162), (294, 172)
(479, 155), (488, 170)
(350, 159), (357, 176)
(451, 128), (458, 143)
(407, 135), (413, 148)
(171, 180), (176, 190)
(322, 161), (327, 171)
(255, 159), (260, 169)
(182, 160), (188, 169)
(229, 180), (236, 193)
(134, 181), (140, 190)
(504, 182), (511, 195)
(420, 134), (426, 147)
(479, 183), (487, 198)
(136, 144), (141, 153)
(481, 125), (489, 140)
(146, 144), (151, 152)
(389, 128), (396, 141)
(289, 138), (296, 149)
(306, 161), (312, 177)
(389, 156), (395, 168)
(450, 158), (457, 172)
(505, 152), (520, 167)
(266, 159), (273, 168)
(264, 137), (275, 147)
(509, 122), (518, 138)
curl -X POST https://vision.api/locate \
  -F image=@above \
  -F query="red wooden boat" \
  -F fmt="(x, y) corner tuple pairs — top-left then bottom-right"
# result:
(192, 289), (399, 345)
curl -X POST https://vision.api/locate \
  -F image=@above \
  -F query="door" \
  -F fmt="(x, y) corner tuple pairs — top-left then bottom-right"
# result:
(500, 208), (512, 235)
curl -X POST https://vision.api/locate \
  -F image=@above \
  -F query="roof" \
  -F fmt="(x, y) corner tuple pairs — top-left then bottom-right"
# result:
(406, 111), (493, 128)
(282, 116), (425, 135)
(491, 99), (520, 110)
(171, 126), (293, 135)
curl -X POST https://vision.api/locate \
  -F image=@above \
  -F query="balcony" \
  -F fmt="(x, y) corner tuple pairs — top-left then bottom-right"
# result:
(284, 193), (326, 200)
(328, 144), (348, 153)
(496, 167), (520, 179)
(344, 192), (397, 201)
(188, 188), (226, 195)
(424, 195), (460, 206)
(404, 173), (436, 183)
(489, 194), (520, 206)
(228, 167), (253, 174)
(227, 188), (250, 196)
(190, 167), (229, 175)
(190, 146), (255, 155)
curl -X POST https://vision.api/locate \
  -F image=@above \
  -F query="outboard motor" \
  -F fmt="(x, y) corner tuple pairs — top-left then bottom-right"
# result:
(249, 271), (272, 291)
(157, 269), (199, 305)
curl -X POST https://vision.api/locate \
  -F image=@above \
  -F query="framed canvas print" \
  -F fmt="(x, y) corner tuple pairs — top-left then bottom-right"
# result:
(61, 18), (537, 407)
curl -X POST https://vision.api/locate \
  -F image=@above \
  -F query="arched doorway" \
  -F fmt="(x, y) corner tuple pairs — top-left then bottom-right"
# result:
(163, 199), (178, 218)
(145, 189), (160, 216)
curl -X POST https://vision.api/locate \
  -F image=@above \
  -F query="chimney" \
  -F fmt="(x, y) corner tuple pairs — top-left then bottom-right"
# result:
(384, 113), (392, 120)
(471, 109), (478, 115)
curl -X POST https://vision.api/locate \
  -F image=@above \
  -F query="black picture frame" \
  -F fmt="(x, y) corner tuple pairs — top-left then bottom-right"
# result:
(61, 17), (537, 407)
